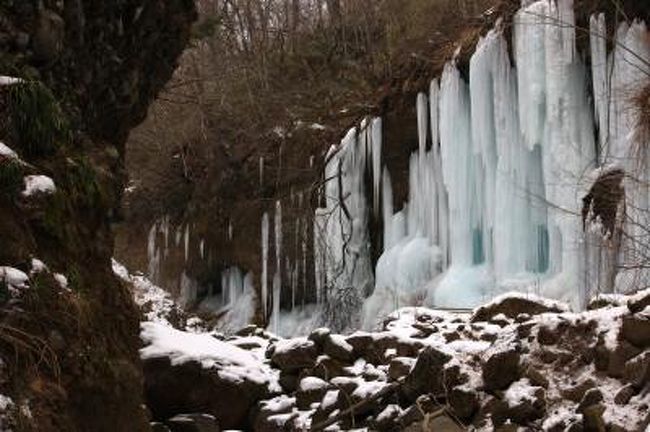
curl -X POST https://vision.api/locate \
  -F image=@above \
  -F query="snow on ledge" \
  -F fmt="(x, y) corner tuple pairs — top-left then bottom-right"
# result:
(0, 142), (18, 160)
(0, 76), (23, 86)
(0, 266), (29, 297)
(140, 321), (279, 391)
(22, 175), (56, 197)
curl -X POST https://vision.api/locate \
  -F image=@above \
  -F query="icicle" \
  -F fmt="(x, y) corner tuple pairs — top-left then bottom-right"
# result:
(183, 224), (190, 262)
(261, 212), (269, 317)
(259, 156), (264, 187)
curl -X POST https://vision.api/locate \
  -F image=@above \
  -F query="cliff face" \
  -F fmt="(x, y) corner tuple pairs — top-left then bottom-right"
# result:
(0, 1), (195, 430)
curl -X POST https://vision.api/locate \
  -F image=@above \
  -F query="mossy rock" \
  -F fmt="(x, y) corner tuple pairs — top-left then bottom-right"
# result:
(8, 81), (70, 158)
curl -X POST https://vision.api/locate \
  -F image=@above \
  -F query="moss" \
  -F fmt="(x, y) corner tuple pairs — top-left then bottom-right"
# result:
(0, 159), (23, 197)
(8, 81), (70, 158)
(63, 157), (104, 210)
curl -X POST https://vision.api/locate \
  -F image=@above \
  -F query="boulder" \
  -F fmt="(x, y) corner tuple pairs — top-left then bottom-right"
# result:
(252, 396), (296, 432)
(308, 327), (331, 347)
(621, 313), (650, 348)
(278, 371), (299, 393)
(323, 334), (355, 363)
(482, 347), (521, 391)
(151, 423), (172, 432)
(32, 9), (65, 63)
(471, 293), (567, 322)
(582, 404), (606, 432)
(166, 414), (220, 432)
(624, 350), (650, 388)
(503, 380), (546, 424)
(295, 377), (329, 410)
(577, 388), (603, 414)
(310, 355), (351, 381)
(143, 357), (270, 430)
(627, 289), (650, 313)
(402, 346), (452, 400)
(372, 404), (402, 432)
(270, 338), (318, 371)
(448, 386), (479, 421)
(388, 357), (414, 381)
(560, 378), (596, 403)
(345, 332), (376, 360)
(614, 385), (636, 405)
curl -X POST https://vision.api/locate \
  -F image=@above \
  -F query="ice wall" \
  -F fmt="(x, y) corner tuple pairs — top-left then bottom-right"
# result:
(356, 0), (650, 327)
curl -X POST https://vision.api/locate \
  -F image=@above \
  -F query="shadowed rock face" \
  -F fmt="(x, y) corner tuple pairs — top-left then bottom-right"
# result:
(0, 1), (196, 430)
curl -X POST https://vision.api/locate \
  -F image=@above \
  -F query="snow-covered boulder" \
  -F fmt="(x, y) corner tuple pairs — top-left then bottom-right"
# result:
(471, 291), (569, 323)
(140, 322), (279, 429)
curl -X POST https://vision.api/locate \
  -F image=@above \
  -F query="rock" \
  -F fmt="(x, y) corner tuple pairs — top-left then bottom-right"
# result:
(504, 380), (546, 424)
(577, 388), (603, 414)
(295, 377), (329, 410)
(560, 378), (596, 402)
(481, 397), (510, 427)
(539, 349), (559, 364)
(582, 404), (606, 432)
(323, 334), (355, 363)
(372, 404), (402, 432)
(482, 347), (520, 391)
(449, 386), (479, 421)
(388, 357), (414, 381)
(588, 295), (625, 310)
(537, 325), (558, 345)
(471, 293), (567, 322)
(166, 414), (220, 432)
(278, 371), (299, 392)
(403, 414), (463, 432)
(402, 346), (452, 400)
(329, 376), (359, 394)
(311, 389), (343, 427)
(397, 395), (440, 427)
(143, 357), (270, 430)
(624, 350), (650, 388)
(308, 328), (331, 347)
(489, 313), (511, 327)
(345, 332), (375, 359)
(515, 313), (532, 323)
(621, 313), (650, 348)
(270, 338), (318, 371)
(252, 396), (296, 432)
(310, 355), (350, 381)
(614, 385), (636, 405)
(523, 365), (549, 388)
(151, 423), (172, 432)
(594, 339), (642, 377)
(627, 289), (650, 313)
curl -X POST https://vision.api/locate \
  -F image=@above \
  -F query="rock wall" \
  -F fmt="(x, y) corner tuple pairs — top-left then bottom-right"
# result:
(0, 0), (195, 430)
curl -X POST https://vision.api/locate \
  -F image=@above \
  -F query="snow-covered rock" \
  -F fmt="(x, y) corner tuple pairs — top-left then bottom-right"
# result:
(21, 175), (56, 197)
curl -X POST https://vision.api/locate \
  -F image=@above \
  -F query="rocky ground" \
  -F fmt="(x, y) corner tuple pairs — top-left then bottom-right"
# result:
(116, 262), (650, 431)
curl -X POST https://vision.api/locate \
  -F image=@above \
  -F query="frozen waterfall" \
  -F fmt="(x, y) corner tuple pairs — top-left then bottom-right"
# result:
(307, 0), (650, 329)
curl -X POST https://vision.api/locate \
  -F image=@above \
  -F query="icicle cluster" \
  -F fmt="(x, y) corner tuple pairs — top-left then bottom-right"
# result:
(310, 0), (650, 329)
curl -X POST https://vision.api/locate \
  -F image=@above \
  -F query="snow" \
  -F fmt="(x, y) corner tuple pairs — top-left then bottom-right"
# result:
(504, 378), (538, 406)
(113, 259), (179, 326)
(273, 337), (314, 356)
(0, 76), (22, 86)
(140, 321), (280, 391)
(0, 267), (29, 295)
(53, 273), (69, 290)
(30, 258), (47, 274)
(0, 142), (18, 160)
(22, 175), (56, 197)
(299, 377), (328, 392)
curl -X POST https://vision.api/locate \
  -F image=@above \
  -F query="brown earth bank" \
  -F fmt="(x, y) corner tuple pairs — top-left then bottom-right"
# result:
(0, 0), (195, 430)
(114, 0), (650, 328)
